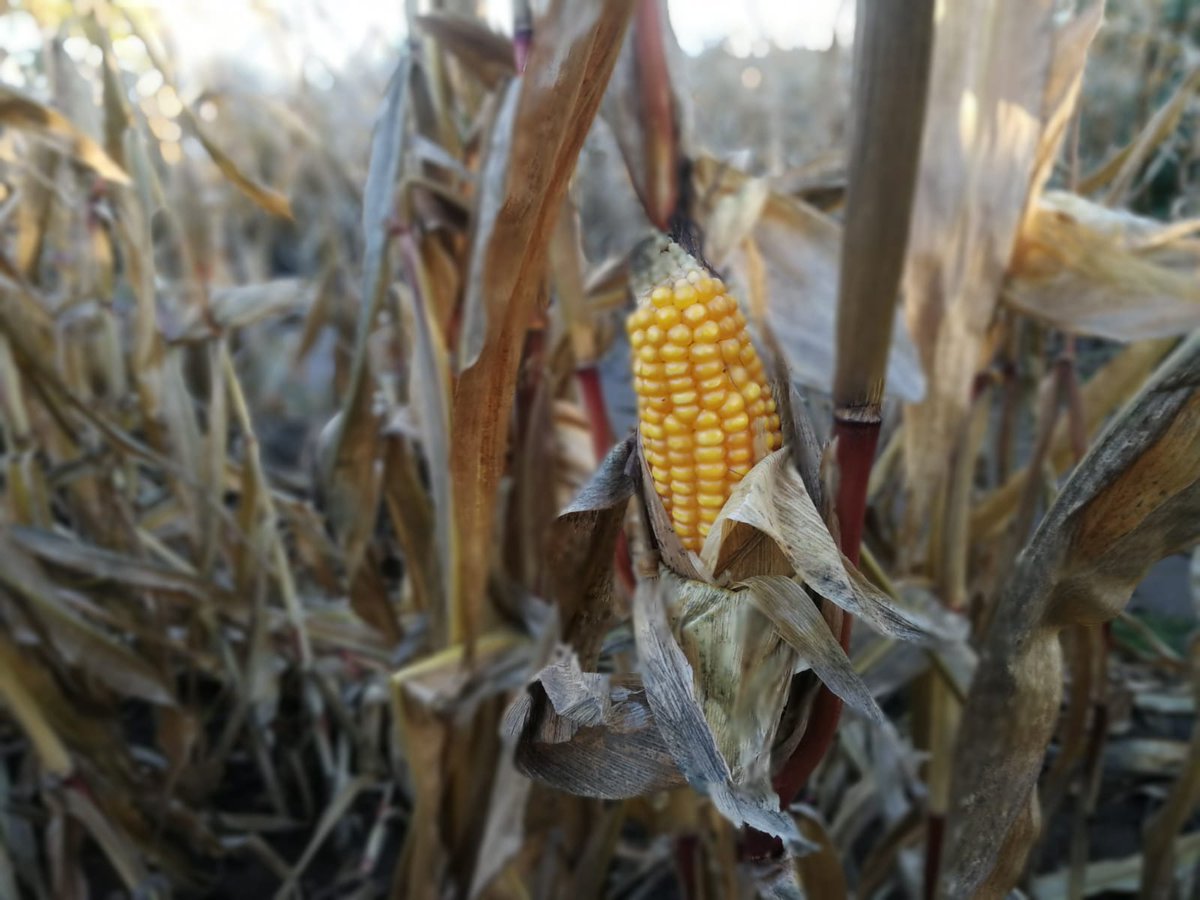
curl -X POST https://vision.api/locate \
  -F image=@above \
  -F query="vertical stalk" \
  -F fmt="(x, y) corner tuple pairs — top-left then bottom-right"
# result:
(784, 0), (936, 805)
(744, 5), (934, 869)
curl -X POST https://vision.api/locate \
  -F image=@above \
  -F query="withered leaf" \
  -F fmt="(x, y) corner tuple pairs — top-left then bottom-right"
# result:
(703, 450), (965, 645)
(741, 576), (882, 724)
(941, 333), (1200, 899)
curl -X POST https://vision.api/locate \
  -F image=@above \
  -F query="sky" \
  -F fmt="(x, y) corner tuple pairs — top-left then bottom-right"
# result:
(0, 1), (855, 105)
(135, 0), (855, 77)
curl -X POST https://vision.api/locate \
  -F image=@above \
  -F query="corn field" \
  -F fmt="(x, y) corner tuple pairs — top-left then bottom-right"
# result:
(1, 0), (1199, 897)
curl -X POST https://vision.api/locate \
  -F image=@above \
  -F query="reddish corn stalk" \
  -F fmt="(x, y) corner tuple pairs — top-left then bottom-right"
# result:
(745, 2), (935, 865)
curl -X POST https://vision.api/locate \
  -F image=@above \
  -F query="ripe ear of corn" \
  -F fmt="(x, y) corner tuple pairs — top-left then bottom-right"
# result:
(627, 239), (782, 551)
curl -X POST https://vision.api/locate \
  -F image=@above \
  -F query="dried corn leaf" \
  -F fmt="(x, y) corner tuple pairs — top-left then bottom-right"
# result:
(971, 337), (1177, 538)
(941, 333), (1200, 899)
(396, 248), (456, 643)
(600, 0), (688, 230)
(417, 13), (515, 89)
(452, 0), (634, 646)
(1006, 191), (1200, 340)
(0, 86), (129, 184)
(169, 279), (315, 342)
(8, 526), (215, 602)
(321, 57), (411, 578)
(0, 535), (176, 707)
(392, 632), (531, 899)
(901, 1), (1102, 522)
(0, 633), (72, 777)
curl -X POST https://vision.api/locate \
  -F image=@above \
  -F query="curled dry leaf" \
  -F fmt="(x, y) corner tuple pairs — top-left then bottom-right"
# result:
(548, 436), (636, 663)
(941, 333), (1200, 899)
(1006, 191), (1200, 340)
(508, 437), (684, 799)
(504, 651), (683, 801)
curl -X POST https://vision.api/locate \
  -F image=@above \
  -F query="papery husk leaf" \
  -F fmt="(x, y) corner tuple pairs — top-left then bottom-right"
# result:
(550, 436), (636, 663)
(941, 332), (1200, 899)
(702, 450), (966, 645)
(633, 574), (803, 846)
(741, 576), (882, 724)
(665, 571), (796, 785)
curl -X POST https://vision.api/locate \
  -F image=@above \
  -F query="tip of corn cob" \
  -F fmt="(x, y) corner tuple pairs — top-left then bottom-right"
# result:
(627, 238), (782, 552)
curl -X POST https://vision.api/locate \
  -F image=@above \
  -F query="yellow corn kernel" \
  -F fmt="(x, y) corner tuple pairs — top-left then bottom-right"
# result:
(673, 506), (698, 526)
(722, 413), (749, 434)
(660, 343), (687, 362)
(655, 306), (681, 329)
(682, 303), (709, 327)
(628, 239), (783, 551)
(670, 479), (695, 497)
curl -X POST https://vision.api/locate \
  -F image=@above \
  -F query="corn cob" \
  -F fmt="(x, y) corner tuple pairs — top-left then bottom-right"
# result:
(627, 241), (782, 551)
